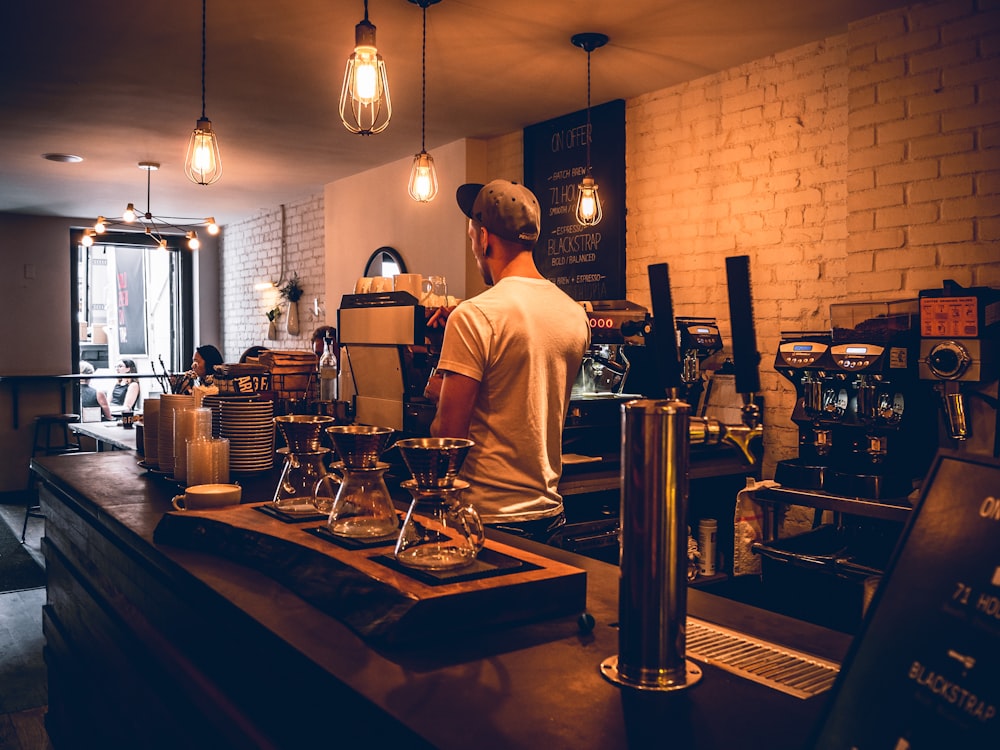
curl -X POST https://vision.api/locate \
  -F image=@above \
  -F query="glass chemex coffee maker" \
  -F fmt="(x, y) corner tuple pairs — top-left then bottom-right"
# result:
(393, 438), (484, 571)
(325, 425), (398, 539)
(272, 415), (335, 515)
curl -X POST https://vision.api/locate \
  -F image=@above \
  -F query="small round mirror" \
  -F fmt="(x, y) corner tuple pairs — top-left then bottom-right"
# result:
(364, 246), (406, 278)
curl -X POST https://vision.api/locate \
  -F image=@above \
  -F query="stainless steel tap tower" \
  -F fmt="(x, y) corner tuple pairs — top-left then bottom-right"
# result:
(601, 258), (761, 692)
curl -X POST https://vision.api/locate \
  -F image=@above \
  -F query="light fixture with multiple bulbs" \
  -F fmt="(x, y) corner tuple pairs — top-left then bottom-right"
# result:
(571, 32), (608, 227)
(340, 0), (392, 136)
(185, 0), (223, 185)
(407, 0), (441, 203)
(84, 162), (220, 251)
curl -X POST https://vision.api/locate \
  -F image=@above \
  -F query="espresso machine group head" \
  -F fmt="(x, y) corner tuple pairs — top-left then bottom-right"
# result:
(919, 281), (1000, 445)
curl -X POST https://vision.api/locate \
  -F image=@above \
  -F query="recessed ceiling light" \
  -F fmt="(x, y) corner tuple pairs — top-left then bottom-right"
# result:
(42, 153), (83, 163)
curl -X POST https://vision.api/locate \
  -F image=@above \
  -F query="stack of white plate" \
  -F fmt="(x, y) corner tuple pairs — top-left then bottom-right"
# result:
(220, 400), (275, 474)
(203, 393), (259, 438)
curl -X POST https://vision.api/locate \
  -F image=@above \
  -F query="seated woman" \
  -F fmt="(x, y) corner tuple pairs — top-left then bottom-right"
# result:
(174, 345), (225, 394)
(111, 359), (141, 412)
(80, 361), (113, 421)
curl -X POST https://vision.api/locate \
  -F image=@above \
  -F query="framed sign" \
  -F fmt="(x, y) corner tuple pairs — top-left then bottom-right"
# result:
(524, 99), (625, 302)
(812, 450), (1000, 748)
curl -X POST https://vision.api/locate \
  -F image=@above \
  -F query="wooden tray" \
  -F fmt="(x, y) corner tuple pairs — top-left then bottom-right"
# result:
(153, 503), (587, 646)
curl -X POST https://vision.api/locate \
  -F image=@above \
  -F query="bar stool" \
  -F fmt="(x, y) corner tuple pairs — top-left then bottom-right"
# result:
(23, 413), (82, 542)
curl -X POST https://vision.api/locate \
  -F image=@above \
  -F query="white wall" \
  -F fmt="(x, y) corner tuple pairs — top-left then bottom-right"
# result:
(324, 138), (488, 312)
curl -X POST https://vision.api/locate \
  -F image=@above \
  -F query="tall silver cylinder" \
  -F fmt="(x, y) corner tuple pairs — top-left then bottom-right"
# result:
(600, 398), (702, 691)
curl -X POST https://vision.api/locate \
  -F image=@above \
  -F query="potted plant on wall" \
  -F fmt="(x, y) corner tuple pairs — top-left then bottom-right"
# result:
(266, 305), (282, 339)
(279, 275), (304, 335)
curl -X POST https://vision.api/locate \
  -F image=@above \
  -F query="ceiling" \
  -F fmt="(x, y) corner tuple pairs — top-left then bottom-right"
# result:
(0, 0), (905, 226)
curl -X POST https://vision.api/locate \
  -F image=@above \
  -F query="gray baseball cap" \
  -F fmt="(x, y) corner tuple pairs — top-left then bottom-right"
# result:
(456, 179), (541, 244)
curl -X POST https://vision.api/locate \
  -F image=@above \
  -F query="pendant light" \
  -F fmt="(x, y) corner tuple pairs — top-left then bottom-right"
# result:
(89, 162), (219, 251)
(185, 0), (223, 185)
(340, 0), (392, 136)
(571, 33), (608, 227)
(407, 0), (441, 203)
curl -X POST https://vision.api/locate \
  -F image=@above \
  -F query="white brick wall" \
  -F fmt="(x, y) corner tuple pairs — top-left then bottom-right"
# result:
(219, 193), (325, 362)
(472, 0), (1000, 478)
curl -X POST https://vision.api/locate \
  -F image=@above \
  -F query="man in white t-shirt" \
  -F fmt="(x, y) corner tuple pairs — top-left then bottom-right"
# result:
(427, 180), (590, 541)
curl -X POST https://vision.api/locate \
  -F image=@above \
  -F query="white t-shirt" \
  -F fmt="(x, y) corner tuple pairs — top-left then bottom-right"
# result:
(435, 276), (590, 523)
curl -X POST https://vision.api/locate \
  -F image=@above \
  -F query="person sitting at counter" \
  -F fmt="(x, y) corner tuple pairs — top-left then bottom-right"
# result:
(110, 358), (141, 412)
(79, 361), (113, 421)
(174, 344), (224, 394)
(426, 180), (590, 542)
(311, 325), (337, 358)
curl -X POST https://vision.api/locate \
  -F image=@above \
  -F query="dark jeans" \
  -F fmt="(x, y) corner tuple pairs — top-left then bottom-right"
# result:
(486, 512), (567, 543)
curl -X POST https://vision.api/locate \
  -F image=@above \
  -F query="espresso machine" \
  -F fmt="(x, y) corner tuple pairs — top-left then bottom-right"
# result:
(775, 300), (938, 500)
(338, 292), (437, 435)
(919, 281), (999, 454)
(565, 300), (652, 460)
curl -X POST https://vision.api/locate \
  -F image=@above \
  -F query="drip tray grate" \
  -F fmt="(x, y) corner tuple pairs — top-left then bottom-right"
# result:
(686, 618), (841, 699)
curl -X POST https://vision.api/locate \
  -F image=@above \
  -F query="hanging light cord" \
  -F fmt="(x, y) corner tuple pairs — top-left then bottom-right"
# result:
(200, 0), (207, 119)
(585, 47), (593, 177)
(363, 0), (370, 22)
(420, 4), (427, 151)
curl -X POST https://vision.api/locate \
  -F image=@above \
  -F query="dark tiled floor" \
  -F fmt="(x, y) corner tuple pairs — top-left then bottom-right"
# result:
(0, 500), (46, 714)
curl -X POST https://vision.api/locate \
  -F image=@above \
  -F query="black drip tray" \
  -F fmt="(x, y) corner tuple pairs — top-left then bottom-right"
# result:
(305, 524), (400, 550)
(372, 548), (539, 586)
(253, 503), (327, 523)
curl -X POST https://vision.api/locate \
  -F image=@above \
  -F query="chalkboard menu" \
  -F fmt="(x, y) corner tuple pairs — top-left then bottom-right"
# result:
(813, 450), (1000, 748)
(524, 99), (625, 302)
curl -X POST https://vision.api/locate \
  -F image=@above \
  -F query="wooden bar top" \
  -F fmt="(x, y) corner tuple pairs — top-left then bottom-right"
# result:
(32, 450), (852, 749)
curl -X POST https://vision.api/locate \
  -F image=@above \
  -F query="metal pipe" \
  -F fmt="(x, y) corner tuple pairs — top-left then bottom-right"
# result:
(600, 398), (703, 691)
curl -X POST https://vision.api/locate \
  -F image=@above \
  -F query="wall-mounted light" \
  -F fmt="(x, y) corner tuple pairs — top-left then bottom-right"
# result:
(185, 0), (223, 185)
(571, 32), (608, 227)
(340, 0), (392, 135)
(90, 162), (219, 251)
(407, 0), (442, 202)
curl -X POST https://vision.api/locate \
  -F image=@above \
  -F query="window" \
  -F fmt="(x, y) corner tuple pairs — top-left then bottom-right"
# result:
(72, 230), (193, 388)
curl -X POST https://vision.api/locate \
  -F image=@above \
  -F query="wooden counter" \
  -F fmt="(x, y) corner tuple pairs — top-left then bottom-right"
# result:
(32, 451), (851, 749)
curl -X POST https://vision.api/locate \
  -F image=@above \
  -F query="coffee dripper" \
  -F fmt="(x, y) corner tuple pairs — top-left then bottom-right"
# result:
(272, 415), (334, 515)
(394, 437), (484, 570)
(325, 425), (398, 539)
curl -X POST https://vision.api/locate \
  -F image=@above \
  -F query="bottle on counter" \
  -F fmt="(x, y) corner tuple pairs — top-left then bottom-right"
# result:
(698, 518), (718, 576)
(319, 336), (338, 402)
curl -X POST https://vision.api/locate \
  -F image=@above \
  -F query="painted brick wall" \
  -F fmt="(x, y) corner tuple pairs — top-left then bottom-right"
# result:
(846, 0), (1000, 293)
(219, 193), (325, 362)
(615, 0), (999, 477)
(625, 35), (854, 474)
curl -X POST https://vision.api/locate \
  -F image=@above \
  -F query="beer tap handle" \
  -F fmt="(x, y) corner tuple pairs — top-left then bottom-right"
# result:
(725, 255), (762, 428)
(647, 263), (684, 397)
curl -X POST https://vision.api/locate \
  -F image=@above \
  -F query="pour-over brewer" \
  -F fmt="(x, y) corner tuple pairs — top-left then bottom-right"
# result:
(775, 301), (938, 500)
(338, 292), (437, 434)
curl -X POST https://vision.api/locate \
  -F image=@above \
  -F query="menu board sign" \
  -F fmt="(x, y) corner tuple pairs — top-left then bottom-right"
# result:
(813, 450), (1000, 748)
(523, 99), (625, 302)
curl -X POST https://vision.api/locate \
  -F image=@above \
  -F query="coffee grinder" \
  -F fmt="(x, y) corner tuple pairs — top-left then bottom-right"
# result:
(775, 300), (938, 500)
(919, 281), (1000, 453)
(773, 332), (836, 490)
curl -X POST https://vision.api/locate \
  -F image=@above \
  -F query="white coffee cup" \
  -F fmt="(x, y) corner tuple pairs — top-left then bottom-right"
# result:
(394, 273), (423, 299)
(171, 483), (242, 511)
(371, 276), (394, 293)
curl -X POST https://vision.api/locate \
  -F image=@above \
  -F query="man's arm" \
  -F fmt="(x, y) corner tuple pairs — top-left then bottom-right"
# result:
(430, 371), (479, 439)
